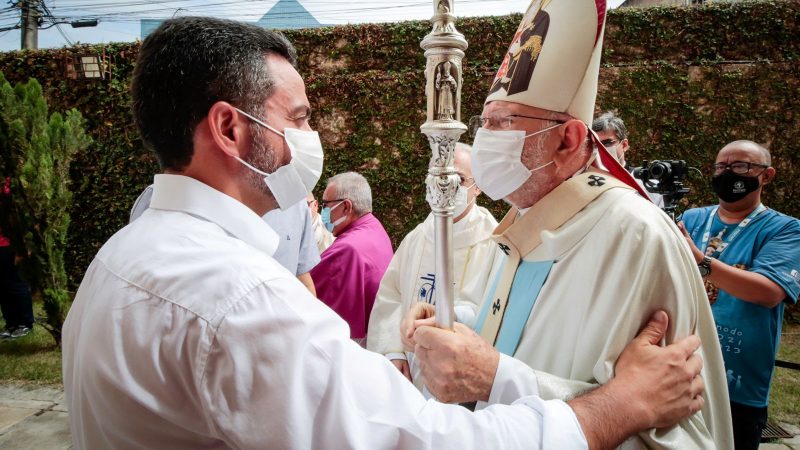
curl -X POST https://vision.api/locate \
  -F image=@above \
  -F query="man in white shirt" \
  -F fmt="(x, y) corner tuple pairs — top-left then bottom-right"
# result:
(62, 16), (707, 450)
(132, 185), (319, 294)
(368, 144), (498, 390)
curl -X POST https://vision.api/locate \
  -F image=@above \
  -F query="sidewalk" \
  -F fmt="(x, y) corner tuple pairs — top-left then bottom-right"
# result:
(0, 383), (70, 450)
(0, 381), (798, 449)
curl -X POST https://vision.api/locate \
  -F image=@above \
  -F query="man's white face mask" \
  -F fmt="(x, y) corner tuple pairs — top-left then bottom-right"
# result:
(233, 107), (324, 210)
(470, 123), (561, 200)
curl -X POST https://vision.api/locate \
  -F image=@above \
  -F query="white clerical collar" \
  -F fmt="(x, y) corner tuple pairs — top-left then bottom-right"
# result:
(149, 174), (279, 257)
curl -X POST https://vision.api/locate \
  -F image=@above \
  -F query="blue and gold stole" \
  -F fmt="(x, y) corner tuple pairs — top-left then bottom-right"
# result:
(475, 171), (634, 355)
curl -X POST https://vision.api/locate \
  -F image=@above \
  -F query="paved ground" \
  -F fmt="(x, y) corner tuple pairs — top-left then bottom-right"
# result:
(0, 382), (797, 449)
(0, 384), (70, 450)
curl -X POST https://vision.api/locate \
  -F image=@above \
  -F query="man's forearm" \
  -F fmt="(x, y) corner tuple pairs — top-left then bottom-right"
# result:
(567, 380), (640, 450)
(705, 259), (784, 307)
(297, 272), (316, 296)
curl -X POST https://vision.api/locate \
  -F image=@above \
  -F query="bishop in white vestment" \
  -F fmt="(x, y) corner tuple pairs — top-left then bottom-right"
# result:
(413, 1), (734, 448)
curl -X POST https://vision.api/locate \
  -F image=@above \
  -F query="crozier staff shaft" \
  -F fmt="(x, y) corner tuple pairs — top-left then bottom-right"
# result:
(420, 0), (468, 330)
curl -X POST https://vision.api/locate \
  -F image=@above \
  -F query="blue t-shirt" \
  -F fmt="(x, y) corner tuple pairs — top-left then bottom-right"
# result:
(682, 206), (800, 407)
(263, 199), (320, 276)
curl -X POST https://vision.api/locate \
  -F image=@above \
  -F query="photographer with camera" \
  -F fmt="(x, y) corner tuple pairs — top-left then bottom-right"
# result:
(678, 140), (800, 450)
(592, 112), (664, 208)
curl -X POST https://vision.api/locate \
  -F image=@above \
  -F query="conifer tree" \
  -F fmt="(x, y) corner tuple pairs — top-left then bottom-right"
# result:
(0, 73), (91, 346)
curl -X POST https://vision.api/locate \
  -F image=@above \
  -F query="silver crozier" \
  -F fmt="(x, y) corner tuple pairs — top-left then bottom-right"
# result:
(420, 0), (468, 329)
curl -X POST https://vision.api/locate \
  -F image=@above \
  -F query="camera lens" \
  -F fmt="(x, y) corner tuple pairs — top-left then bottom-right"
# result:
(649, 162), (669, 179)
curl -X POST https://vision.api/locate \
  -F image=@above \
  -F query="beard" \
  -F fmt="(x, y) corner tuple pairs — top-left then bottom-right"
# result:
(242, 122), (279, 198)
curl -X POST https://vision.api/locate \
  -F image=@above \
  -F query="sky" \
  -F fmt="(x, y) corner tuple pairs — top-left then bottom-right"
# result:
(0, 0), (626, 52)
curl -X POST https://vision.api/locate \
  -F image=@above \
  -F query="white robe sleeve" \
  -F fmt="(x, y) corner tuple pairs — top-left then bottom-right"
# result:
(483, 355), (596, 408)
(454, 241), (503, 328)
(201, 278), (589, 450)
(367, 232), (414, 355)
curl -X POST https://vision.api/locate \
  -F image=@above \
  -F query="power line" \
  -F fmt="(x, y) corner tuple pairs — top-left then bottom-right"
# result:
(41, 1), (73, 45)
(49, 0), (493, 21)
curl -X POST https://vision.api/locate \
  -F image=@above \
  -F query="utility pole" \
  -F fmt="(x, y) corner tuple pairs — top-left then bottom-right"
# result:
(20, 0), (41, 50)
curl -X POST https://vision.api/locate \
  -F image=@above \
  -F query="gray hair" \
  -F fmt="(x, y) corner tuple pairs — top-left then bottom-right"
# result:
(592, 111), (628, 141)
(327, 172), (372, 216)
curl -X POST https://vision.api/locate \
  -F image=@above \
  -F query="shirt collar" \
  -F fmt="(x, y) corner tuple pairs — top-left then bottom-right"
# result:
(149, 174), (279, 256)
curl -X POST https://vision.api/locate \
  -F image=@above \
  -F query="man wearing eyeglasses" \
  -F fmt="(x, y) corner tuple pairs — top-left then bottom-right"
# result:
(310, 171), (393, 347)
(403, 0), (733, 448)
(678, 140), (800, 450)
(591, 112), (664, 208)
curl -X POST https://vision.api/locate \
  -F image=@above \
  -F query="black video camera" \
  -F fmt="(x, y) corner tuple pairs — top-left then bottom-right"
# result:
(631, 160), (692, 220)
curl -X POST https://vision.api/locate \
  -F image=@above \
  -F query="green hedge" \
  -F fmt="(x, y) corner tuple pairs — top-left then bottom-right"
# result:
(0, 0), (798, 294)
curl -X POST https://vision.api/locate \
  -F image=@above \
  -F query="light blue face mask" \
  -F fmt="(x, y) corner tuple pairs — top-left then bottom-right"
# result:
(321, 200), (346, 232)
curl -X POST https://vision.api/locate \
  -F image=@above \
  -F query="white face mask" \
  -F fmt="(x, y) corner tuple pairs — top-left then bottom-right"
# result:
(235, 108), (325, 193)
(470, 124), (561, 200)
(235, 157), (307, 211)
(425, 183), (475, 218)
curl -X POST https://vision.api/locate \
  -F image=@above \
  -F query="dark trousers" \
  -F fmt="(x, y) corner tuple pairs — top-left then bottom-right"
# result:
(0, 246), (34, 329)
(731, 401), (768, 450)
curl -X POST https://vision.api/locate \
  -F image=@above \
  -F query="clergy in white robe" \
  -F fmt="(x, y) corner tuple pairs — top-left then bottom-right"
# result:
(410, 1), (733, 449)
(368, 144), (498, 389)
(367, 205), (498, 390)
(473, 173), (732, 449)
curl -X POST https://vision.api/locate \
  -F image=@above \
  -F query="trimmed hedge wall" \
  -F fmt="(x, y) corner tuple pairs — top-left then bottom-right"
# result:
(0, 0), (798, 293)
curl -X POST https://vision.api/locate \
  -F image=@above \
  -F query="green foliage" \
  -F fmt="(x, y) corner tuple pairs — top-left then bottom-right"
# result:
(0, 1), (797, 308)
(0, 73), (92, 345)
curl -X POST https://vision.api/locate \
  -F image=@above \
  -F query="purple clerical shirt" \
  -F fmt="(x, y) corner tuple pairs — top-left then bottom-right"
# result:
(310, 213), (393, 340)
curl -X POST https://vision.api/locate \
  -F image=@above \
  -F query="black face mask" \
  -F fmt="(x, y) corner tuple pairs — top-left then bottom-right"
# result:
(711, 171), (760, 203)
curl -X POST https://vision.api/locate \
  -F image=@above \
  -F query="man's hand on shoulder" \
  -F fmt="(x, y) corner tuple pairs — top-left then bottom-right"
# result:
(569, 310), (705, 450)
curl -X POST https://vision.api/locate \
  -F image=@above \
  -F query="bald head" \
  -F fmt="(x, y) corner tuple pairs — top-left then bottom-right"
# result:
(452, 143), (481, 222)
(718, 140), (771, 166)
(454, 143), (473, 181)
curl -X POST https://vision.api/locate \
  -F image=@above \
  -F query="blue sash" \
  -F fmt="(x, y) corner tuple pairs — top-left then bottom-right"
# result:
(475, 260), (554, 356)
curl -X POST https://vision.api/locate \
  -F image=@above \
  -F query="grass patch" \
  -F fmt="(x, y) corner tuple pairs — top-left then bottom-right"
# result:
(0, 301), (62, 385)
(770, 321), (800, 426)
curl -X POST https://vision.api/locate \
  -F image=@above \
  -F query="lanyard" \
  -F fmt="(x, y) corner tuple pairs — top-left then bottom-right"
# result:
(700, 204), (766, 257)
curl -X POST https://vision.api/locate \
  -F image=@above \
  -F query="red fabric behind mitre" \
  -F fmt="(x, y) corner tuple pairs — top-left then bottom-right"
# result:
(595, 0), (607, 45)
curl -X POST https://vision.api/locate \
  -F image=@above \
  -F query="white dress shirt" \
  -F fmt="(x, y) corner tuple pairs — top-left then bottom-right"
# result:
(63, 174), (587, 450)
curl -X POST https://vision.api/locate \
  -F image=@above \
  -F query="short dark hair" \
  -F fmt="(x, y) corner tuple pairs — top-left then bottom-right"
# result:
(131, 17), (297, 170)
(591, 111), (628, 141)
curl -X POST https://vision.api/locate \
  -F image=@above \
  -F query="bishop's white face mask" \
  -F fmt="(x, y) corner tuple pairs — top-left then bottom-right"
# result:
(235, 108), (325, 207)
(470, 124), (561, 200)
